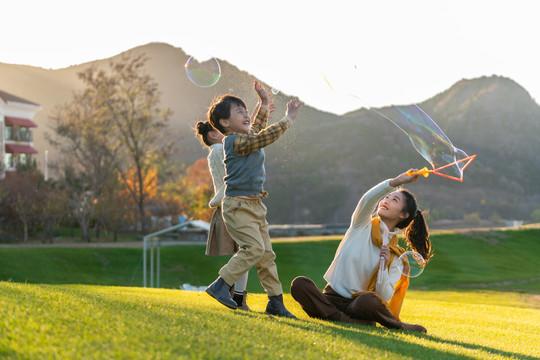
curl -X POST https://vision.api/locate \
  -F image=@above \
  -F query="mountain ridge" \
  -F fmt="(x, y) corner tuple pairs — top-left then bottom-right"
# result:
(1, 42), (538, 223)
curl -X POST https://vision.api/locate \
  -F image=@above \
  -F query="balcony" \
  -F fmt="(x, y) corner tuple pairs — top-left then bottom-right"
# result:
(4, 126), (33, 142)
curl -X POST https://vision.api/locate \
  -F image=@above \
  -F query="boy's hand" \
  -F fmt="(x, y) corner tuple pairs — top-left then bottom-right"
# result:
(254, 81), (270, 106)
(286, 99), (302, 120)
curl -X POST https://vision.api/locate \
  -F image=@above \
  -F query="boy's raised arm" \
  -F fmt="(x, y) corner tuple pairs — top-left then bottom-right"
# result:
(234, 99), (302, 156)
(250, 81), (271, 134)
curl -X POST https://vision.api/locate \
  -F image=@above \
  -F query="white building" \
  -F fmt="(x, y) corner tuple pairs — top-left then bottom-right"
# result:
(0, 89), (41, 178)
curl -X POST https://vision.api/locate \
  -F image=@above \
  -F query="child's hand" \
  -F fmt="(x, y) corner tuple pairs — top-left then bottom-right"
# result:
(286, 99), (302, 120)
(254, 81), (270, 106)
(389, 170), (421, 187)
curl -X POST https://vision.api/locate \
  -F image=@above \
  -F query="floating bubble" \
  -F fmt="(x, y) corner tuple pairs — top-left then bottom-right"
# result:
(271, 88), (280, 95)
(185, 55), (221, 87)
(397, 251), (426, 278)
(386, 105), (470, 180)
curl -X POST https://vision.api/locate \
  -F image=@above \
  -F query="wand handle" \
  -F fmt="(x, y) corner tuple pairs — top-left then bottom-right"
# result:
(407, 167), (431, 177)
(377, 257), (385, 285)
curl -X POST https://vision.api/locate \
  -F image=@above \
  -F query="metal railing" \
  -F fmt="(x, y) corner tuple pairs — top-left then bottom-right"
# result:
(143, 221), (208, 288)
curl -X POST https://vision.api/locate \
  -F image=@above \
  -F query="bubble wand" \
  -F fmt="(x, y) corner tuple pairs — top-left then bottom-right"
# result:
(376, 229), (390, 285)
(406, 154), (477, 182)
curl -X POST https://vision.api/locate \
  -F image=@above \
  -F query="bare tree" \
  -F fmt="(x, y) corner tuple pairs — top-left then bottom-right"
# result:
(77, 53), (172, 233)
(49, 84), (117, 241)
(49, 52), (172, 235)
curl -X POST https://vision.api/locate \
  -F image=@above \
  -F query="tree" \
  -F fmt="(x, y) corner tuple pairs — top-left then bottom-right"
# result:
(94, 178), (131, 241)
(0, 163), (42, 242)
(50, 52), (172, 234)
(530, 209), (540, 223)
(161, 158), (214, 222)
(49, 84), (116, 241)
(37, 179), (69, 243)
(60, 165), (99, 242)
(76, 53), (172, 233)
(463, 212), (482, 226)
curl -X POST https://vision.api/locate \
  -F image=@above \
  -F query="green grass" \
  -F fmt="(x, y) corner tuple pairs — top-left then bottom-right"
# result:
(1, 228), (539, 293)
(1, 229), (539, 359)
(0, 282), (538, 360)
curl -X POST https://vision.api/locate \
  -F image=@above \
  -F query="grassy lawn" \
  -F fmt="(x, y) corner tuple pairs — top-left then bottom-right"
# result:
(1, 228), (538, 359)
(1, 228), (539, 293)
(0, 282), (538, 360)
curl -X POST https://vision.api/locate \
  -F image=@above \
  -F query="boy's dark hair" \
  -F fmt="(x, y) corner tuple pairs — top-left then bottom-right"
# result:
(396, 189), (433, 262)
(195, 121), (214, 147)
(207, 95), (247, 134)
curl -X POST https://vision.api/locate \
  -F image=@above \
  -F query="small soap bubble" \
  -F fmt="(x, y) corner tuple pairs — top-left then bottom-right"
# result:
(185, 55), (221, 87)
(397, 251), (426, 278)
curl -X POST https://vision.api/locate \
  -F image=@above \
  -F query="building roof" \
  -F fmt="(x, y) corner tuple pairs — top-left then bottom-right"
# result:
(0, 89), (39, 106)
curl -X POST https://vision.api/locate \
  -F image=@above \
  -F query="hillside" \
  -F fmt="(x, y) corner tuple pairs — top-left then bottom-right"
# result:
(0, 43), (539, 223)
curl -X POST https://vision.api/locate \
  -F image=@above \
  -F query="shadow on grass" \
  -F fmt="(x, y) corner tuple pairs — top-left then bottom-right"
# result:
(44, 286), (535, 360)
(233, 309), (535, 360)
(403, 332), (538, 360)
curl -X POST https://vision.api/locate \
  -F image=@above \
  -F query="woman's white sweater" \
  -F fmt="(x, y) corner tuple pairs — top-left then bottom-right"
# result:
(324, 180), (402, 302)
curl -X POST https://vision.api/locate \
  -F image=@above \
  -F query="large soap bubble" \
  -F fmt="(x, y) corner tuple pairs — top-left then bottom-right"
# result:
(185, 55), (221, 87)
(386, 105), (472, 181)
(323, 68), (475, 181)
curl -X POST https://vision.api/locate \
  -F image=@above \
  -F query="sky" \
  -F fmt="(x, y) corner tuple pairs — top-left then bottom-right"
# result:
(2, 0), (539, 114)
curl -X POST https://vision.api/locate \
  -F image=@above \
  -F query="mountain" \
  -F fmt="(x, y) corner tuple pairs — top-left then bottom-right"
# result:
(1, 42), (538, 224)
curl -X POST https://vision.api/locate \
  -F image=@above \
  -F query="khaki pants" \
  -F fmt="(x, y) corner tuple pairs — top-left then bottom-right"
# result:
(220, 196), (283, 296)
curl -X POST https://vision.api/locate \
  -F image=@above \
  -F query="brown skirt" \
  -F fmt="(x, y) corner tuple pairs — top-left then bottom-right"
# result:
(206, 207), (238, 256)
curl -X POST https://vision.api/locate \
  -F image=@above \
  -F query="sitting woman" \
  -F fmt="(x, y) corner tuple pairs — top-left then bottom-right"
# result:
(291, 170), (432, 333)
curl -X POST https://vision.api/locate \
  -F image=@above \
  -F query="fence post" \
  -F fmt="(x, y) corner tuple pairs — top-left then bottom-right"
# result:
(143, 236), (148, 287)
(157, 244), (161, 289)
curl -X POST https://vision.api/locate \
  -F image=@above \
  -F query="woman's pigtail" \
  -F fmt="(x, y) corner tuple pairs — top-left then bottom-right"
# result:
(404, 210), (432, 262)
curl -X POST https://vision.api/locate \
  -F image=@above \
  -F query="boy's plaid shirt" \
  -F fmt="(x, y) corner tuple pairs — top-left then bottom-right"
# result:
(227, 106), (292, 156)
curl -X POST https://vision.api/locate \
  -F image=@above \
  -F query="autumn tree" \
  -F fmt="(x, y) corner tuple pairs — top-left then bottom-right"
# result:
(161, 158), (214, 222)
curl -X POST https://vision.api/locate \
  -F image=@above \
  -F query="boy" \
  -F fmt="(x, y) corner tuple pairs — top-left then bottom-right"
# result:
(206, 81), (301, 318)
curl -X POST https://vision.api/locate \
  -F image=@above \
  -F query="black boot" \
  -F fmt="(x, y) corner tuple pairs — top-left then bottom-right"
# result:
(265, 294), (296, 318)
(206, 277), (238, 309)
(233, 291), (251, 311)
